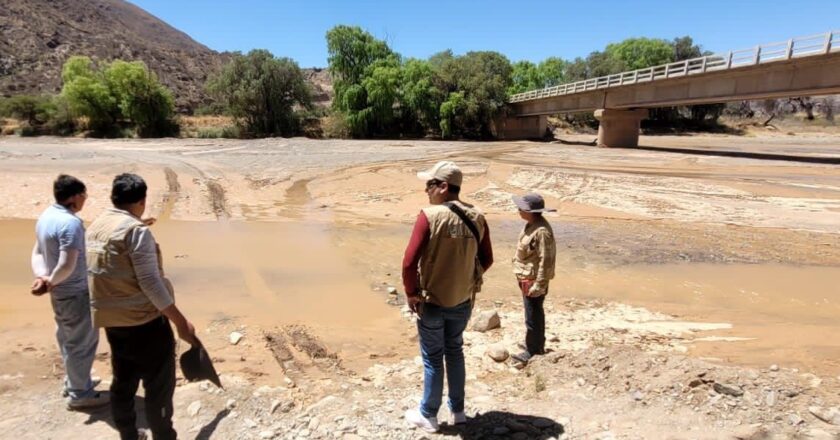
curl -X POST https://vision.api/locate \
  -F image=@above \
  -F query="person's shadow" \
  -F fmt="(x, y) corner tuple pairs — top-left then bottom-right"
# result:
(81, 396), (148, 432)
(438, 411), (564, 439)
(194, 408), (230, 440)
(80, 395), (230, 440)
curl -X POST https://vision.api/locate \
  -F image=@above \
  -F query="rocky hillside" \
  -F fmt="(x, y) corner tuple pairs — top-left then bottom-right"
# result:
(0, 0), (333, 111)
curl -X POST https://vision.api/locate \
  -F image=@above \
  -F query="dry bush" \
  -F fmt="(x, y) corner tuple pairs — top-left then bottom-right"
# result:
(178, 115), (236, 138)
(321, 113), (350, 138)
(1, 118), (20, 135)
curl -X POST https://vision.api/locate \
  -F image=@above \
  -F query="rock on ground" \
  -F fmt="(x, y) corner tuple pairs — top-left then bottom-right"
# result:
(472, 310), (501, 332)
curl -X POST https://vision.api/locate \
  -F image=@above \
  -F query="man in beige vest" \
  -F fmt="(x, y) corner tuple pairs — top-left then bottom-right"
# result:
(87, 173), (198, 440)
(402, 161), (494, 433)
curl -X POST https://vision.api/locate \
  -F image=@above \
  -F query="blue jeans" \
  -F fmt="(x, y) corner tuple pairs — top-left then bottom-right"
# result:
(523, 292), (546, 355)
(50, 292), (99, 399)
(417, 300), (472, 418)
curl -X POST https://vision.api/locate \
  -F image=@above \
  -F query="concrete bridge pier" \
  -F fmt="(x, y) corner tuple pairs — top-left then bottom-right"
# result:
(498, 114), (548, 140)
(594, 109), (648, 148)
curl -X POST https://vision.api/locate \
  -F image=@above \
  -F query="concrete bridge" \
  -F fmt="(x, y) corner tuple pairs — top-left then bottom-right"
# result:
(501, 31), (840, 147)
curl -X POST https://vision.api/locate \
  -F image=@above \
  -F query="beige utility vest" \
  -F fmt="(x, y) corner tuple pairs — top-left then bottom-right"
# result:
(86, 208), (163, 328)
(419, 202), (486, 307)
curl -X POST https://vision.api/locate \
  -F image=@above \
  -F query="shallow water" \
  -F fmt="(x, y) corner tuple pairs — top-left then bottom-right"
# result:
(0, 218), (406, 369)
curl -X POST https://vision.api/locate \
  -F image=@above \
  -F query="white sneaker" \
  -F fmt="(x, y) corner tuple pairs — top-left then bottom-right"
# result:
(62, 377), (102, 397)
(453, 411), (467, 425)
(66, 391), (110, 410)
(405, 408), (439, 433)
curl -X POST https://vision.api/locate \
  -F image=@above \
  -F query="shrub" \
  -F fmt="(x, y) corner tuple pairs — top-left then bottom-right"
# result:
(61, 56), (178, 137)
(197, 127), (223, 138)
(207, 50), (312, 138)
(1, 95), (54, 126)
(322, 112), (351, 138)
(197, 126), (240, 139)
(18, 124), (38, 137)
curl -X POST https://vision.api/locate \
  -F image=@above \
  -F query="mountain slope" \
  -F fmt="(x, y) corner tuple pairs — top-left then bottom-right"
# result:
(0, 0), (224, 111)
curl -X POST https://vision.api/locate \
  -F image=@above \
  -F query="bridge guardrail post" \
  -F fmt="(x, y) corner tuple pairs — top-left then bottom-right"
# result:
(785, 39), (794, 59)
(824, 32), (833, 54)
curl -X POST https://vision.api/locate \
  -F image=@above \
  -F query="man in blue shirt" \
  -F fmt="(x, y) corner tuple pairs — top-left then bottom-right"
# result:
(31, 174), (108, 410)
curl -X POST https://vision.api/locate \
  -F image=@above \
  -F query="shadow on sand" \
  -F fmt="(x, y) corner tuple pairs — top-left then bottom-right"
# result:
(555, 138), (598, 146)
(81, 395), (149, 434)
(632, 145), (840, 164)
(437, 410), (564, 439)
(80, 395), (230, 440)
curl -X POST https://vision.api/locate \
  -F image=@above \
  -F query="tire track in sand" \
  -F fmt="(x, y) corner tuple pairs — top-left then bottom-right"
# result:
(158, 167), (181, 221)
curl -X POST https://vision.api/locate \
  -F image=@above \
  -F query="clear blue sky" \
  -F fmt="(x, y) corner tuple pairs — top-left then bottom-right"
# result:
(130, 0), (840, 68)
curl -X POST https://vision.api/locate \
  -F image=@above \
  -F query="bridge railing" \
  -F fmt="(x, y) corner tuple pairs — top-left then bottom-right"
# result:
(509, 31), (840, 103)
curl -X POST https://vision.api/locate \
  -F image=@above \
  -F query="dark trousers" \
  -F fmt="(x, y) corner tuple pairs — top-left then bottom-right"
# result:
(521, 288), (546, 355)
(105, 317), (177, 440)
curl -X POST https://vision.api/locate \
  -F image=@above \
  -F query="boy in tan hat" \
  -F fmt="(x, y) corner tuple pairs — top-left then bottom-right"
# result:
(510, 192), (556, 365)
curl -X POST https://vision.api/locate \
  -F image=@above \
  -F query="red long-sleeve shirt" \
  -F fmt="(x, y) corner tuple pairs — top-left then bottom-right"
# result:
(401, 211), (494, 296)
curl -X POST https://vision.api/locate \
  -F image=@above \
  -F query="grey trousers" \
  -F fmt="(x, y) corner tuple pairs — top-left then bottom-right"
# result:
(50, 292), (99, 399)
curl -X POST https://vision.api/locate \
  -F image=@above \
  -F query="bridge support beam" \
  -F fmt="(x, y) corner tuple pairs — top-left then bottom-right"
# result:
(594, 109), (647, 148)
(498, 115), (548, 140)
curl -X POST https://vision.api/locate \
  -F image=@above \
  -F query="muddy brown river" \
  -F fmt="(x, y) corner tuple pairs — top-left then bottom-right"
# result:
(0, 134), (838, 376)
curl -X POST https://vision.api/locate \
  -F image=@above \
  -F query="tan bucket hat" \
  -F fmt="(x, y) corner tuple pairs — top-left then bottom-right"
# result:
(417, 161), (463, 187)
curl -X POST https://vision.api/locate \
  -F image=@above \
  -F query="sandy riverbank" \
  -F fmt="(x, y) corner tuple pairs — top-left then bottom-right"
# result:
(0, 134), (838, 439)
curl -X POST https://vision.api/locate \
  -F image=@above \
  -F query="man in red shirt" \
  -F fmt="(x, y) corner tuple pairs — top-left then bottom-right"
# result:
(402, 161), (493, 432)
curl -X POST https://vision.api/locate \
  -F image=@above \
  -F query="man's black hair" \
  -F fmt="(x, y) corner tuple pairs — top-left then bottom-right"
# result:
(447, 184), (461, 195)
(53, 174), (86, 204)
(111, 173), (147, 207)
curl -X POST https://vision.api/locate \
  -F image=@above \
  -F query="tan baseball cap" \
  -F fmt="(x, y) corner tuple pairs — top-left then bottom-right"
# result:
(417, 161), (463, 187)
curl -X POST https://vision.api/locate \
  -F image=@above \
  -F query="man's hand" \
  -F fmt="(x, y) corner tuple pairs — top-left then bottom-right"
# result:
(30, 277), (50, 296)
(405, 294), (422, 314)
(176, 319), (200, 346)
(526, 282), (542, 297)
(519, 280), (534, 296)
(142, 217), (157, 226)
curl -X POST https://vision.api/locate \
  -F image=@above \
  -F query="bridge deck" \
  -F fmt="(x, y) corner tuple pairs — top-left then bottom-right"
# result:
(509, 31), (840, 116)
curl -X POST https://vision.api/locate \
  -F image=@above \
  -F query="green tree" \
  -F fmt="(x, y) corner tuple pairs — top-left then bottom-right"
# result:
(439, 91), (466, 139)
(359, 55), (402, 136)
(605, 37), (674, 71)
(61, 56), (120, 132)
(437, 51), (512, 138)
(326, 25), (398, 137)
(327, 25), (393, 88)
(207, 49), (312, 137)
(511, 57), (569, 94)
(509, 61), (540, 95)
(105, 60), (177, 137)
(400, 58), (444, 135)
(671, 36), (724, 124)
(61, 56), (176, 136)
(537, 57), (568, 87)
(673, 36), (703, 61)
(564, 57), (589, 82)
